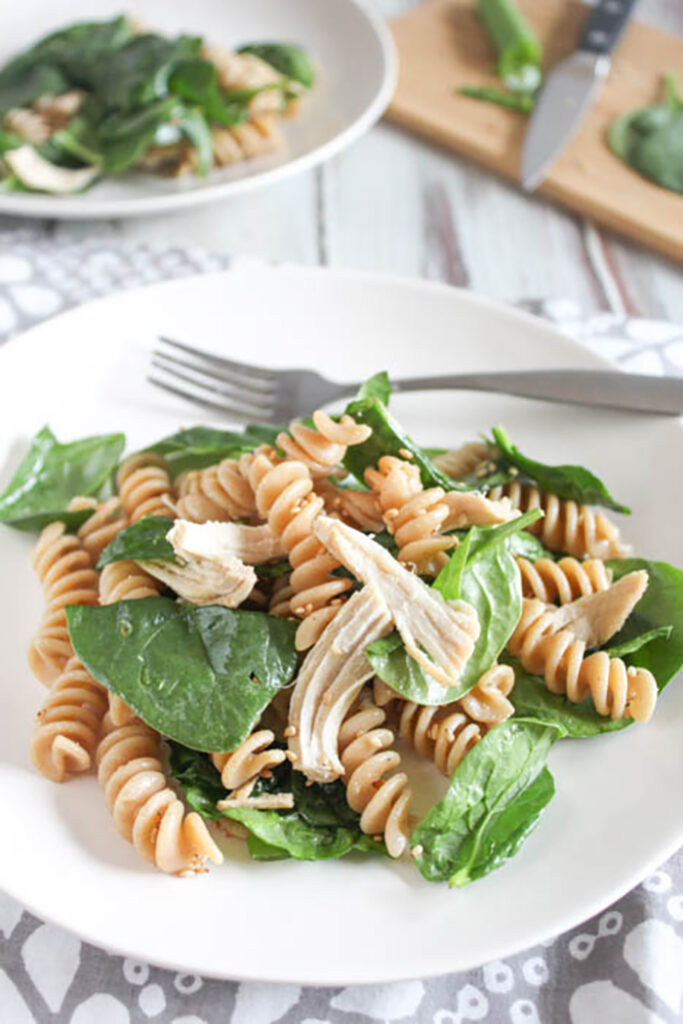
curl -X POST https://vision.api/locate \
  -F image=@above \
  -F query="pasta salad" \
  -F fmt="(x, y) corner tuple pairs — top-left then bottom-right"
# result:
(0, 16), (314, 194)
(2, 371), (681, 883)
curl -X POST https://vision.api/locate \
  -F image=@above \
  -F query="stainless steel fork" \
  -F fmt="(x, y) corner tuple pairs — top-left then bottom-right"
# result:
(149, 336), (683, 423)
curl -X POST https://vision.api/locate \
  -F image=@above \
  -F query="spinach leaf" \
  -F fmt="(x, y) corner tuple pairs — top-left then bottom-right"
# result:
(609, 75), (683, 195)
(355, 370), (392, 406)
(412, 719), (558, 886)
(143, 423), (281, 479)
(95, 97), (184, 173)
(169, 59), (254, 127)
(605, 626), (673, 659)
(491, 426), (630, 513)
(367, 512), (539, 702)
(167, 741), (225, 820)
(238, 43), (314, 88)
(255, 559), (291, 580)
(507, 659), (629, 737)
(0, 64), (69, 114)
(607, 558), (683, 688)
(96, 516), (175, 569)
(176, 106), (213, 175)
(0, 425), (125, 532)
(67, 598), (298, 752)
(343, 397), (466, 491)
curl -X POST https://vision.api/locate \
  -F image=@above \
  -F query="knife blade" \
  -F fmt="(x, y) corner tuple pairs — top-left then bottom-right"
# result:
(522, 0), (639, 192)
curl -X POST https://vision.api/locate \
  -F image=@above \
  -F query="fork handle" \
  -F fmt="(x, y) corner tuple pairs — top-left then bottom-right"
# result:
(385, 370), (683, 415)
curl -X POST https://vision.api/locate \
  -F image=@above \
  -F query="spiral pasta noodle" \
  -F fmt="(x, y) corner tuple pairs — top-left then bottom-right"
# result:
(96, 714), (223, 875)
(517, 556), (612, 605)
(394, 700), (482, 777)
(433, 441), (496, 481)
(277, 411), (371, 476)
(365, 455), (457, 574)
(212, 729), (293, 809)
(458, 663), (516, 726)
(487, 480), (627, 559)
(31, 657), (109, 783)
(176, 456), (256, 523)
(28, 521), (99, 685)
(116, 453), (176, 523)
(508, 598), (657, 722)
(338, 701), (411, 858)
(71, 496), (128, 564)
(243, 446), (353, 650)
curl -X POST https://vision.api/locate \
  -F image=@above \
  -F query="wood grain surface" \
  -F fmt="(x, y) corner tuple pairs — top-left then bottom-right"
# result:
(388, 0), (683, 262)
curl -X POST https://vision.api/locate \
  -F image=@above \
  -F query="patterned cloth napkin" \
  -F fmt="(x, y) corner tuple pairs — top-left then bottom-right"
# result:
(1, 231), (682, 1024)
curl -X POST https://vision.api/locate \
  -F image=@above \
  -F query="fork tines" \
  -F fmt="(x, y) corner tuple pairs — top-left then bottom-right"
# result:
(148, 336), (277, 422)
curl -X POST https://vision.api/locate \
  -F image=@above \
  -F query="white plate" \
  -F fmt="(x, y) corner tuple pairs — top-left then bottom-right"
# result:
(0, 0), (395, 219)
(0, 268), (682, 985)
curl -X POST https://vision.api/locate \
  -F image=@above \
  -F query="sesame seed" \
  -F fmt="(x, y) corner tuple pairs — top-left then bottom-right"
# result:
(411, 844), (424, 858)
(398, 448), (413, 460)
(283, 725), (297, 738)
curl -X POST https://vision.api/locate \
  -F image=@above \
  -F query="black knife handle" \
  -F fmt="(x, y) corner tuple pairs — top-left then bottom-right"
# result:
(579, 0), (639, 54)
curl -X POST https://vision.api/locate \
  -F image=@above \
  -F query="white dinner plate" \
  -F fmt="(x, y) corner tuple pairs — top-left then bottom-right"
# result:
(0, 268), (682, 985)
(0, 0), (395, 219)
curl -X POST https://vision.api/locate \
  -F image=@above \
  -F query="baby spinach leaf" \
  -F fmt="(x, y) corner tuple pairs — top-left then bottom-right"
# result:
(0, 425), (125, 532)
(224, 805), (379, 860)
(0, 64), (69, 114)
(435, 510), (540, 689)
(143, 423), (281, 478)
(67, 597), (298, 752)
(491, 426), (629, 513)
(96, 516), (175, 569)
(609, 75), (683, 195)
(367, 513), (539, 702)
(238, 43), (315, 88)
(167, 741), (225, 820)
(355, 370), (392, 406)
(605, 625), (673, 659)
(412, 718), (558, 886)
(176, 106), (213, 175)
(607, 558), (683, 688)
(343, 397), (467, 491)
(507, 659), (629, 737)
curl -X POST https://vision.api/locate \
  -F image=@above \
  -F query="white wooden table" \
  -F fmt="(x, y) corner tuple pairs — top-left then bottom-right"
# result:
(1, 0), (681, 322)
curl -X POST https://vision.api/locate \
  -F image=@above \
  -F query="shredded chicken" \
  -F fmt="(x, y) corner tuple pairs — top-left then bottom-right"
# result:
(546, 570), (648, 648)
(168, 519), (284, 565)
(140, 554), (256, 608)
(287, 583), (393, 783)
(313, 517), (480, 688)
(442, 490), (519, 528)
(217, 791), (294, 811)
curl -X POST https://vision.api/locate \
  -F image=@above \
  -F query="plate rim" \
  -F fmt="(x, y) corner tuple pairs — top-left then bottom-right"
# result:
(1, 265), (681, 985)
(0, 0), (397, 220)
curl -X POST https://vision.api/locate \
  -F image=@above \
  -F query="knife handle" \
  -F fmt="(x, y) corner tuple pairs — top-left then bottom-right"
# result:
(579, 0), (639, 55)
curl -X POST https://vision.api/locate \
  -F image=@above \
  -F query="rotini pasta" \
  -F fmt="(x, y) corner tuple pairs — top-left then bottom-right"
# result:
(176, 457), (256, 523)
(96, 714), (223, 875)
(457, 663), (516, 726)
(116, 453), (176, 523)
(394, 700), (482, 776)
(487, 480), (628, 559)
(28, 521), (99, 685)
(213, 729), (293, 810)
(366, 455), (457, 574)
(71, 497), (129, 564)
(277, 411), (371, 477)
(508, 598), (657, 721)
(338, 701), (411, 859)
(31, 657), (109, 782)
(517, 556), (612, 605)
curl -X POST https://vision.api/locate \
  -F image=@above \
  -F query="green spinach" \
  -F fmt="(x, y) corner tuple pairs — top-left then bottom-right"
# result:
(507, 659), (629, 737)
(412, 719), (558, 886)
(142, 423), (280, 478)
(355, 370), (392, 406)
(67, 597), (298, 752)
(238, 43), (315, 89)
(490, 425), (630, 513)
(343, 397), (465, 491)
(367, 511), (540, 702)
(609, 75), (683, 195)
(96, 515), (175, 569)
(0, 425), (125, 532)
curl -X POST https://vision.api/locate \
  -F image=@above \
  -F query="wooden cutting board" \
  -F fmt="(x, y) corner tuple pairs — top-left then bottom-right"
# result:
(387, 0), (683, 263)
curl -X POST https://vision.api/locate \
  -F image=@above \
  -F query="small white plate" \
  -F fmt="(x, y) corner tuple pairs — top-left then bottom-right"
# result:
(0, 268), (682, 984)
(0, 0), (395, 219)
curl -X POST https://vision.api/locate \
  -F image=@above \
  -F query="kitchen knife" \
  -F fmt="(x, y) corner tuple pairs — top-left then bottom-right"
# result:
(521, 0), (639, 191)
